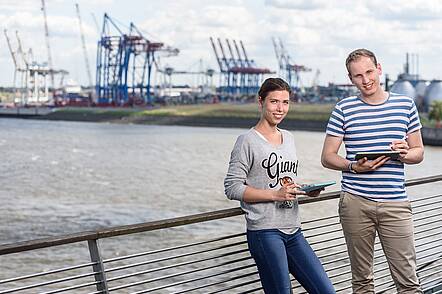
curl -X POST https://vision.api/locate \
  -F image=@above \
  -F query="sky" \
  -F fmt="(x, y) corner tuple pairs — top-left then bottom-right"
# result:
(1, 0), (441, 88)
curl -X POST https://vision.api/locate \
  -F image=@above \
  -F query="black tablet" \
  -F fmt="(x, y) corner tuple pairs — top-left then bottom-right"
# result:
(300, 181), (336, 193)
(354, 151), (400, 161)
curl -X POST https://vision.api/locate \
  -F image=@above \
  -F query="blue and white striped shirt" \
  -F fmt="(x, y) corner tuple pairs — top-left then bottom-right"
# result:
(326, 93), (422, 201)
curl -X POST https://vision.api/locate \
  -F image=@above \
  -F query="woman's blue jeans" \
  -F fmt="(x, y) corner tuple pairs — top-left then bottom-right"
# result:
(247, 228), (335, 294)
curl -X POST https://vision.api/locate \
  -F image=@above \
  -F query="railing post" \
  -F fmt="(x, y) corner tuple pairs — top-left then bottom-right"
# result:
(88, 239), (109, 293)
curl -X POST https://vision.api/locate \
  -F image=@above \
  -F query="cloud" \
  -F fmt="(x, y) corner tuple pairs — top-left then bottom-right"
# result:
(265, 0), (323, 10)
(0, 0), (441, 86)
(134, 3), (266, 72)
(366, 0), (442, 21)
(0, 0), (37, 12)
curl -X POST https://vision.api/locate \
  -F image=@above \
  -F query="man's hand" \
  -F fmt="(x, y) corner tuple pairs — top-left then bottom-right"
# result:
(353, 155), (390, 173)
(390, 138), (409, 161)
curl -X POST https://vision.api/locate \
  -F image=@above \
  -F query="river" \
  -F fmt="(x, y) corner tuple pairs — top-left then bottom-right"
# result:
(1, 118), (442, 243)
(0, 118), (441, 286)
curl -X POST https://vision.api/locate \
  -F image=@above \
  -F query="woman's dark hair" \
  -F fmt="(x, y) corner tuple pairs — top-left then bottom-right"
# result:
(258, 78), (292, 100)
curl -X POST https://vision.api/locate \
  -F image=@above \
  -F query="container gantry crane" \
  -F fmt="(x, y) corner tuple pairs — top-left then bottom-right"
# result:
(96, 14), (179, 105)
(209, 37), (273, 97)
(4, 29), (51, 105)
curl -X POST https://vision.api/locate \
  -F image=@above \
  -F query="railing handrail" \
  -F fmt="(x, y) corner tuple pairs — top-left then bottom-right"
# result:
(1, 174), (441, 256)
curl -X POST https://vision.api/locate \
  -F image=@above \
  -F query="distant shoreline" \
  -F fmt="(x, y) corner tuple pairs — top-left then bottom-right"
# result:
(1, 107), (442, 145)
(0, 105), (329, 132)
(40, 110), (328, 132)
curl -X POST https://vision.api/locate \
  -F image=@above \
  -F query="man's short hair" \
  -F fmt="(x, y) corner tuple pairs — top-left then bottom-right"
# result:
(345, 49), (378, 74)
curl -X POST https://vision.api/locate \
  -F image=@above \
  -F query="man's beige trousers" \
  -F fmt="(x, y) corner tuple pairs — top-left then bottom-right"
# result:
(339, 192), (422, 294)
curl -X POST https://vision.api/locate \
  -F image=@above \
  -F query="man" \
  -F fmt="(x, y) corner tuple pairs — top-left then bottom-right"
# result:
(321, 48), (424, 293)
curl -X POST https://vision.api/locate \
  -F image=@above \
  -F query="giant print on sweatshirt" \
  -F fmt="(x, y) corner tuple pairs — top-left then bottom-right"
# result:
(261, 152), (299, 209)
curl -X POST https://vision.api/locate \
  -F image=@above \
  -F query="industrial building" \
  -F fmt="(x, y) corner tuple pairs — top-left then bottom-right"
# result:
(389, 53), (442, 113)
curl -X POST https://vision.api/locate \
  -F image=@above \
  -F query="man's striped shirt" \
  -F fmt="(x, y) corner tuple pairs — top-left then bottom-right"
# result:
(326, 93), (422, 201)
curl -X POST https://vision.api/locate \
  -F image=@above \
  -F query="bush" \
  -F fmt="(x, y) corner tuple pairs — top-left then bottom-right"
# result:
(429, 101), (442, 128)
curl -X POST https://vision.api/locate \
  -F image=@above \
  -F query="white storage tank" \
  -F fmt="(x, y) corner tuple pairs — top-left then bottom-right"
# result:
(414, 80), (429, 111)
(415, 80), (429, 97)
(390, 80), (416, 100)
(424, 80), (442, 112)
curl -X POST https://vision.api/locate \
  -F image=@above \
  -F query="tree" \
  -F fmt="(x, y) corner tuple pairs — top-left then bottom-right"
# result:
(429, 100), (442, 128)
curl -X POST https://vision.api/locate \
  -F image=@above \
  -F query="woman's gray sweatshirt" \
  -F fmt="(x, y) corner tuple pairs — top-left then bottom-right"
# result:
(224, 128), (301, 231)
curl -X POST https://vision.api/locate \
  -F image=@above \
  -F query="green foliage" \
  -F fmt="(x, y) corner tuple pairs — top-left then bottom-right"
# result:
(429, 101), (442, 124)
(52, 103), (335, 122)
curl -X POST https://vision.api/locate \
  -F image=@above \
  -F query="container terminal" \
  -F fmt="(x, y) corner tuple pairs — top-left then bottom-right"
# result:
(2, 2), (440, 110)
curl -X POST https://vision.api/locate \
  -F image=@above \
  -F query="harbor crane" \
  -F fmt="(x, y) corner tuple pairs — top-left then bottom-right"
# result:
(4, 29), (50, 105)
(272, 37), (311, 89)
(96, 14), (179, 105)
(75, 3), (93, 87)
(4, 29), (19, 95)
(210, 37), (272, 96)
(41, 0), (54, 91)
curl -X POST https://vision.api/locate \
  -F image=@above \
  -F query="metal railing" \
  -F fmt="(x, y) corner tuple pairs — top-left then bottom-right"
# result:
(1, 175), (441, 294)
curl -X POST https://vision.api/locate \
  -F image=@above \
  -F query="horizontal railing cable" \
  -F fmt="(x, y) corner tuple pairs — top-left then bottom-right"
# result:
(300, 214), (339, 226)
(237, 286), (263, 294)
(362, 248), (442, 292)
(417, 254), (442, 272)
(412, 196), (442, 208)
(37, 280), (102, 294)
(104, 240), (248, 273)
(107, 257), (255, 291)
(0, 271), (101, 294)
(0, 261), (97, 284)
(173, 270), (260, 294)
(126, 264), (257, 294)
(421, 274), (442, 289)
(103, 232), (245, 263)
(106, 247), (249, 278)
(106, 250), (251, 283)
(85, 291), (105, 294)
(411, 193), (442, 203)
(430, 289), (442, 294)
(302, 224), (343, 240)
(413, 205), (442, 218)
(378, 262), (442, 293)
(330, 237), (441, 288)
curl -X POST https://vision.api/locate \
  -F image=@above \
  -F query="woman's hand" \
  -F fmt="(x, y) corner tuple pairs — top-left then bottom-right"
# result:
(305, 188), (324, 197)
(272, 182), (306, 201)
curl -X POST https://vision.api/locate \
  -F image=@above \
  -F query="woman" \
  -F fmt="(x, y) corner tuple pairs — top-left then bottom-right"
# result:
(224, 78), (335, 294)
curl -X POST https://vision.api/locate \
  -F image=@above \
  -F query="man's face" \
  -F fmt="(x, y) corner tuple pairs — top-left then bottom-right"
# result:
(348, 56), (382, 97)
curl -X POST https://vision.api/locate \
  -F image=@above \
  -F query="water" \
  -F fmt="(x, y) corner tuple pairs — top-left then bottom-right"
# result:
(1, 118), (441, 244)
(0, 118), (441, 287)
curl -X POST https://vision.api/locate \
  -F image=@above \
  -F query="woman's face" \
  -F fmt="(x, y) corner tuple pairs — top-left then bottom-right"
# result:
(259, 90), (290, 126)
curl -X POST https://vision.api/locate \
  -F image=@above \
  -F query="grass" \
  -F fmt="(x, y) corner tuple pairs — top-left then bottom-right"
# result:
(33, 102), (442, 128)
(118, 103), (334, 121)
(51, 102), (336, 122)
(55, 103), (336, 121)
